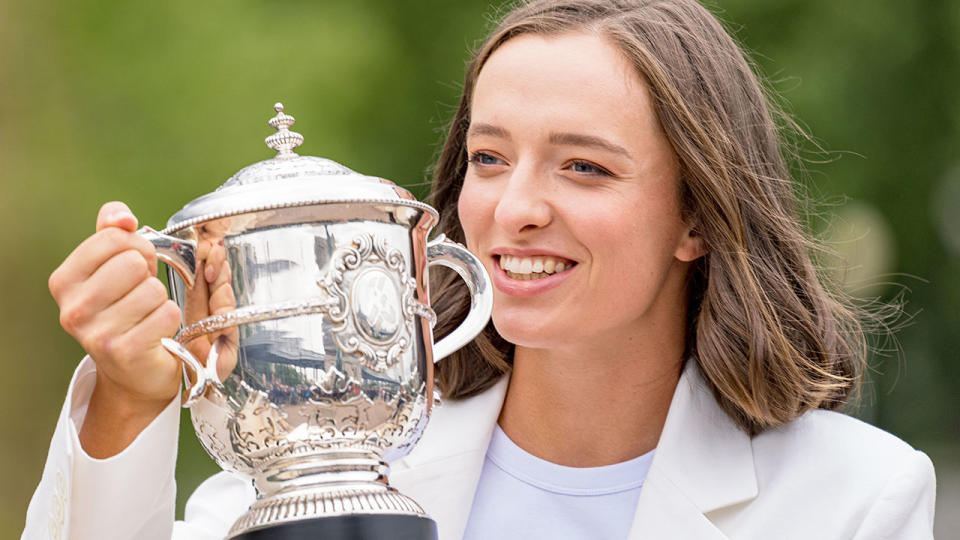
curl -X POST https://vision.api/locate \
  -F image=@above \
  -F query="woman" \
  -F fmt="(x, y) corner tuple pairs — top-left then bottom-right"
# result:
(24, 1), (936, 539)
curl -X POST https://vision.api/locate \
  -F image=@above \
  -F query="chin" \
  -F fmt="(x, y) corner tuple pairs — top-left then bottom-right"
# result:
(490, 311), (568, 350)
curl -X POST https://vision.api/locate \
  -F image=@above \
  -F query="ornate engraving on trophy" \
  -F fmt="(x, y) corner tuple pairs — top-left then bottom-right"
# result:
(231, 390), (291, 456)
(193, 417), (236, 469)
(319, 233), (427, 372)
(137, 104), (492, 538)
(353, 268), (403, 343)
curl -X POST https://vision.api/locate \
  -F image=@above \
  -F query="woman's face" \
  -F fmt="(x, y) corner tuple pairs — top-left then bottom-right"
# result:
(458, 32), (704, 352)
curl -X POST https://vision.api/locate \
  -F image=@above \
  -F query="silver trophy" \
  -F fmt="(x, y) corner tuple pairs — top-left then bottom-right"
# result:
(137, 104), (492, 539)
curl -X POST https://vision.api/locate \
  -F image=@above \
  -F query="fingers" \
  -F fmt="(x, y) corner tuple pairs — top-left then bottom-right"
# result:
(203, 239), (226, 283)
(96, 201), (139, 233)
(64, 273), (171, 352)
(207, 278), (236, 317)
(55, 247), (153, 337)
(204, 242), (235, 315)
(50, 228), (158, 303)
(182, 262), (211, 324)
(110, 299), (183, 365)
(101, 277), (174, 337)
(80, 250), (155, 314)
(210, 334), (239, 382)
(93, 299), (184, 403)
(52, 203), (189, 433)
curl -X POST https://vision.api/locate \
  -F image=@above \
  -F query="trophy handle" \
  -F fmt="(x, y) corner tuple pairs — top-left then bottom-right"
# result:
(137, 228), (221, 406)
(159, 337), (220, 407)
(137, 226), (198, 288)
(427, 235), (493, 362)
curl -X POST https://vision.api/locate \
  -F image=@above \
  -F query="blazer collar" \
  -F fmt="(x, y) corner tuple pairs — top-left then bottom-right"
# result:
(391, 361), (757, 540)
(627, 360), (757, 539)
(651, 360), (757, 511)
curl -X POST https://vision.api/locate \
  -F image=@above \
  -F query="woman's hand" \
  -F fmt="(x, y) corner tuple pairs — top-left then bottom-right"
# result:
(49, 202), (184, 458)
(184, 219), (239, 382)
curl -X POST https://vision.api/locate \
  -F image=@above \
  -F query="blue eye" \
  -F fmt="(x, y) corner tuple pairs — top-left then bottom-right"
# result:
(569, 160), (612, 176)
(468, 151), (502, 166)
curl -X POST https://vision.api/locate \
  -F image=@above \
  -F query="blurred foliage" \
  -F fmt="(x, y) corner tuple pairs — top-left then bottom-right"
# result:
(1, 0), (958, 536)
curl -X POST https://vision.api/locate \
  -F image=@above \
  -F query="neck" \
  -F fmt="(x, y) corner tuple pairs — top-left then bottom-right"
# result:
(498, 335), (684, 467)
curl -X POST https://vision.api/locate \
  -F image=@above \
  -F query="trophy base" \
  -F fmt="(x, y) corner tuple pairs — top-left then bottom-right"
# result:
(231, 514), (438, 540)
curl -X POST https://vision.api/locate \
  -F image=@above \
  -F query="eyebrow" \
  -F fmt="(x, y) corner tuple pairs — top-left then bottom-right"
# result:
(467, 123), (631, 157)
(467, 123), (511, 140)
(548, 132), (631, 157)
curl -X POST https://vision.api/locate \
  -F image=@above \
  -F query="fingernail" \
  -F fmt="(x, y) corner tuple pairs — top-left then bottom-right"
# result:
(205, 263), (216, 283)
(108, 211), (134, 223)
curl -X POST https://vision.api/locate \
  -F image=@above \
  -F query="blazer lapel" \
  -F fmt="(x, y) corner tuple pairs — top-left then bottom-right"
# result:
(391, 377), (509, 540)
(627, 361), (758, 539)
(390, 362), (757, 540)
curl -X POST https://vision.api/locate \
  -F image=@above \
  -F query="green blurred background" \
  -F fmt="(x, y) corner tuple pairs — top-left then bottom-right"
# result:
(2, 0), (957, 537)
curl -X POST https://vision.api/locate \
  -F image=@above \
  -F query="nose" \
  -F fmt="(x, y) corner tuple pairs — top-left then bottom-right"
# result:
(493, 165), (552, 234)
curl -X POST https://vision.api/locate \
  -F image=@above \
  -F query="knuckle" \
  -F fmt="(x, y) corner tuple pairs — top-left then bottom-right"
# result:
(119, 249), (149, 277)
(87, 329), (114, 359)
(133, 237), (158, 267)
(147, 277), (169, 300)
(48, 268), (64, 298)
(141, 278), (169, 308)
(59, 304), (86, 333)
(109, 333), (136, 362)
(133, 233), (155, 255)
(98, 227), (126, 244)
(160, 300), (182, 327)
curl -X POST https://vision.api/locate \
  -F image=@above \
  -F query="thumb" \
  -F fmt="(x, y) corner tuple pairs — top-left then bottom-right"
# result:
(96, 201), (139, 232)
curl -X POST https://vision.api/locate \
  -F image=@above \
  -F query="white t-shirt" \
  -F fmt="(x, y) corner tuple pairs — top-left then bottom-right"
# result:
(463, 424), (654, 540)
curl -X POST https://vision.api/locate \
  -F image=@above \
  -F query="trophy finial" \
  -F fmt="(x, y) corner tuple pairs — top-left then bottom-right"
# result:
(265, 102), (304, 158)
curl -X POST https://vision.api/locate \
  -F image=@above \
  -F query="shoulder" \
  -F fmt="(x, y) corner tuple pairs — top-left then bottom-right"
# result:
(739, 409), (935, 536)
(752, 409), (928, 479)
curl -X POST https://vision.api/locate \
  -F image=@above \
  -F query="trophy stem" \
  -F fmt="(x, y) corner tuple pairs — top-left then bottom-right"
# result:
(228, 449), (431, 538)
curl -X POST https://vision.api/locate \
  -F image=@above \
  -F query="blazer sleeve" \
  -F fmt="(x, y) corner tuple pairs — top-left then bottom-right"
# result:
(850, 449), (937, 540)
(21, 357), (181, 540)
(172, 472), (257, 540)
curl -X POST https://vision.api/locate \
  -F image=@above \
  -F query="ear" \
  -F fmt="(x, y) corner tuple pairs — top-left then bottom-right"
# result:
(674, 225), (707, 262)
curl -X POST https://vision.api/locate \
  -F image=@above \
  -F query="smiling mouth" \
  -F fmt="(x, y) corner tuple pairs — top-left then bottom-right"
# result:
(497, 255), (577, 280)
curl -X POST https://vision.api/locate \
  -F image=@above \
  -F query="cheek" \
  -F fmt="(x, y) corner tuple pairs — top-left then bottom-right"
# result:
(585, 202), (686, 289)
(457, 178), (495, 249)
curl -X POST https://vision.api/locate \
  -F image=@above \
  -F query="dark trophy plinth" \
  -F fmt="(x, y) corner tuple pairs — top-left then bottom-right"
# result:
(232, 515), (438, 540)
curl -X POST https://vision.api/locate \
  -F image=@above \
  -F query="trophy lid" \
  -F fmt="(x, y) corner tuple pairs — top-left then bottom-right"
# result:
(164, 103), (436, 233)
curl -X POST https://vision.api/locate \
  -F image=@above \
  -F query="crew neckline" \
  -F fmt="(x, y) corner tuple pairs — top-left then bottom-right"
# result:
(485, 424), (655, 496)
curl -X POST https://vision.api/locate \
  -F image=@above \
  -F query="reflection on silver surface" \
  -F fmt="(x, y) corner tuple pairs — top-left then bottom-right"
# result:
(137, 226), (197, 287)
(138, 104), (494, 538)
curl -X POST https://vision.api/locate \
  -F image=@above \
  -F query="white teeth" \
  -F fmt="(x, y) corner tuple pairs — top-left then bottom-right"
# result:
(499, 255), (575, 280)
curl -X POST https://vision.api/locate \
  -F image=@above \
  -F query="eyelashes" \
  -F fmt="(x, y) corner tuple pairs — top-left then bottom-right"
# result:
(467, 151), (614, 178)
(567, 160), (613, 177)
(467, 151), (503, 167)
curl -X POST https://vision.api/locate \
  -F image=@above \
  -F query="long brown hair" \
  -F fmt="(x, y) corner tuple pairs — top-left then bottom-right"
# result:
(429, 0), (867, 434)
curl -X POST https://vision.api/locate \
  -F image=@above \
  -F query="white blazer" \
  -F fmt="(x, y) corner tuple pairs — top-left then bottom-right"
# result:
(23, 358), (936, 539)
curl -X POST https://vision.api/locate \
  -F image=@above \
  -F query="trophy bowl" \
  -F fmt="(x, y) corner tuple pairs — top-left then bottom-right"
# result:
(138, 104), (492, 539)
